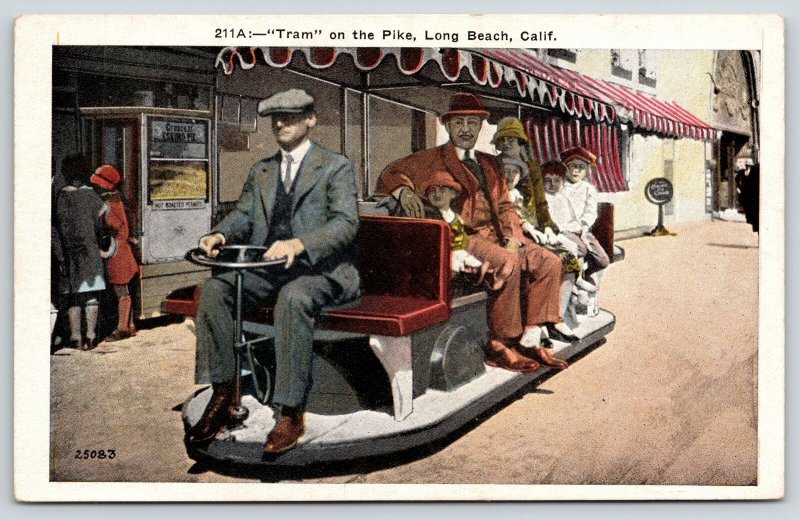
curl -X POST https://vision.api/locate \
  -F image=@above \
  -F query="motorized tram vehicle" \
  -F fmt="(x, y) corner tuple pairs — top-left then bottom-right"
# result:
(165, 205), (621, 469)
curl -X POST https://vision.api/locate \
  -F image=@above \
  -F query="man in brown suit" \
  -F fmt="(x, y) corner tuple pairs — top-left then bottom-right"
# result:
(377, 93), (568, 372)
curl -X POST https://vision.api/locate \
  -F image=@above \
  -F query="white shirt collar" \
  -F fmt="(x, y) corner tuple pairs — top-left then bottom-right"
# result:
(281, 138), (312, 164)
(454, 146), (472, 161)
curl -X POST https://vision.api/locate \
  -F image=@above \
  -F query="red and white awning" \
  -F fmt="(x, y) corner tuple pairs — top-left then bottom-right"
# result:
(216, 47), (716, 142)
(216, 46), (617, 125)
(480, 49), (716, 142)
(525, 117), (628, 193)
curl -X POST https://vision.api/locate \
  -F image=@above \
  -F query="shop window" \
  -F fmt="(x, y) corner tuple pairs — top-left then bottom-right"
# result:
(610, 49), (635, 81)
(638, 50), (657, 88)
(218, 95), (259, 152)
(547, 48), (577, 64)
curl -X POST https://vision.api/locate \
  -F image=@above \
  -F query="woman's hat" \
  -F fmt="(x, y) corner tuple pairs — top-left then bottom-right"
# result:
(541, 161), (568, 177)
(560, 146), (597, 166)
(440, 93), (490, 122)
(492, 117), (529, 145)
(91, 165), (122, 190)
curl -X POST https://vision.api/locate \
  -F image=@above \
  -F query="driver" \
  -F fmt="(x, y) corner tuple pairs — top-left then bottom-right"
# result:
(187, 89), (360, 456)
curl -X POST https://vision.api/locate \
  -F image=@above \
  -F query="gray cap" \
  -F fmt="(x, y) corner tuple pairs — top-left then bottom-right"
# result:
(257, 88), (315, 116)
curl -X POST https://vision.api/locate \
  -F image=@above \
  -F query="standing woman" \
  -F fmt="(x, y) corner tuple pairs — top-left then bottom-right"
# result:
(91, 165), (140, 342)
(55, 155), (108, 350)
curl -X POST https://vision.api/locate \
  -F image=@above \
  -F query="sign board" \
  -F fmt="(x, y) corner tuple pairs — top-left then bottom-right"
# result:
(149, 119), (207, 159)
(645, 177), (674, 205)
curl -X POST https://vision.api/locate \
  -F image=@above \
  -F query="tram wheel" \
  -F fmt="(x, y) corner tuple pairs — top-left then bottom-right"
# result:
(246, 336), (276, 405)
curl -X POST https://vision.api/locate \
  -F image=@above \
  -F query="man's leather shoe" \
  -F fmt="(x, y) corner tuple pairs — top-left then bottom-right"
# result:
(484, 340), (541, 373)
(527, 346), (569, 370)
(264, 412), (305, 455)
(186, 381), (235, 445)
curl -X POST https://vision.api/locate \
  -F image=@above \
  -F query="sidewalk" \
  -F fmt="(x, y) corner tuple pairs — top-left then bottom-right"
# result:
(49, 218), (760, 484)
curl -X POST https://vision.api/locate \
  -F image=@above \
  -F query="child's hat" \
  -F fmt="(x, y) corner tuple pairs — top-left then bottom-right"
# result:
(426, 170), (463, 194)
(559, 146), (597, 166)
(500, 156), (530, 180)
(91, 164), (122, 190)
(541, 161), (568, 177)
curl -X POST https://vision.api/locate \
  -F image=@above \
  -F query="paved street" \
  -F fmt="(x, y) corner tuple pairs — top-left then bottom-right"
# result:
(50, 219), (759, 485)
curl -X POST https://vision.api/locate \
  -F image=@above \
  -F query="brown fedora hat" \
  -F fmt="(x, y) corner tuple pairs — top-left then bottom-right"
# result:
(441, 93), (490, 122)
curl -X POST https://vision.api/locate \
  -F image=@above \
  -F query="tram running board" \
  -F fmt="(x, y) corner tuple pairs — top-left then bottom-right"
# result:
(184, 309), (615, 469)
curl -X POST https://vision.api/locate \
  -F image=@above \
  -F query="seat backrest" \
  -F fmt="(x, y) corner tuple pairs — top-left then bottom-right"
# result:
(591, 202), (615, 260)
(356, 215), (450, 303)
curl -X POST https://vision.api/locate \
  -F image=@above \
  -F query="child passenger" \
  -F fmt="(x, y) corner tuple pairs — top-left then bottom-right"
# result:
(423, 170), (514, 290)
(545, 148), (611, 316)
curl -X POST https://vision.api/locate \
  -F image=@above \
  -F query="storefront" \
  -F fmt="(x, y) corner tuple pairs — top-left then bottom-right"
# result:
(52, 46), (217, 318)
(215, 46), (734, 235)
(51, 45), (759, 320)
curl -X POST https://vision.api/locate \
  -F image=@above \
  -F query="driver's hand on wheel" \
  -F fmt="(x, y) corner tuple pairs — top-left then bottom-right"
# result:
(264, 238), (305, 269)
(198, 233), (225, 258)
(398, 188), (425, 218)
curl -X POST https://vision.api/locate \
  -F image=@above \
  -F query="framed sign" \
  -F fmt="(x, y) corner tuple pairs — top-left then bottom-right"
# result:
(645, 177), (674, 205)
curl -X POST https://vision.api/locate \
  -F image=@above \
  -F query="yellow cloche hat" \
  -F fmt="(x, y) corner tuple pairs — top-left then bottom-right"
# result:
(492, 117), (529, 145)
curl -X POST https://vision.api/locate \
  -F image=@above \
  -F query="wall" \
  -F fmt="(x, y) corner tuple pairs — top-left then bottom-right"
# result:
(571, 49), (716, 232)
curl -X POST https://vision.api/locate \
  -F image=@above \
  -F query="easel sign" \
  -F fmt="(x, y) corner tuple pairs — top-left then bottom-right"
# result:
(644, 177), (676, 236)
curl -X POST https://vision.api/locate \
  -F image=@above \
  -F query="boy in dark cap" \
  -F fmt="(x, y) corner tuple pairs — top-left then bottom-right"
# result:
(188, 89), (360, 456)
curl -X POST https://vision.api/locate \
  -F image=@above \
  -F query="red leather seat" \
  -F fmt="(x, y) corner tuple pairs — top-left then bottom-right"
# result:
(163, 215), (453, 337)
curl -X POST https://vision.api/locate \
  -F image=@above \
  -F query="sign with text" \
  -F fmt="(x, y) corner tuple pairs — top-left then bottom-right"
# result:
(645, 177), (674, 205)
(149, 119), (208, 159)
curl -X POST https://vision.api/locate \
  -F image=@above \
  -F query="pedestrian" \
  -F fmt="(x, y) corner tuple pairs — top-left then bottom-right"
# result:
(54, 154), (109, 350)
(187, 89), (361, 457)
(739, 163), (759, 233)
(90, 164), (140, 342)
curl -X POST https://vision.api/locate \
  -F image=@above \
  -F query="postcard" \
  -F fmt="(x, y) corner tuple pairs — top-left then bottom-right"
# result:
(14, 13), (784, 501)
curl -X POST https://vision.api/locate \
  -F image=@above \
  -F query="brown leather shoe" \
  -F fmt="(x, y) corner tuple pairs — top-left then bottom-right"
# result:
(484, 340), (541, 373)
(525, 346), (569, 370)
(264, 412), (305, 455)
(186, 381), (235, 445)
(103, 329), (133, 343)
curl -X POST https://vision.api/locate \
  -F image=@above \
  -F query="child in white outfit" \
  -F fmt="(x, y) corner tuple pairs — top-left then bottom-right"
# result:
(545, 148), (610, 316)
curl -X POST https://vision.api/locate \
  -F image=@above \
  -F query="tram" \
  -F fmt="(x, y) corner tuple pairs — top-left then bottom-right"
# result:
(154, 46), (627, 470)
(167, 208), (621, 469)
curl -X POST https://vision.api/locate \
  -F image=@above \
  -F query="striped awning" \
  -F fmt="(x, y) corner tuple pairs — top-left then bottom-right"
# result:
(217, 47), (716, 142)
(216, 46), (617, 125)
(481, 49), (716, 142)
(525, 117), (628, 193)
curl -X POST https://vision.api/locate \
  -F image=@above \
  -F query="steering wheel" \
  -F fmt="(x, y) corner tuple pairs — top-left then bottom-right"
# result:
(184, 244), (286, 410)
(185, 245), (286, 269)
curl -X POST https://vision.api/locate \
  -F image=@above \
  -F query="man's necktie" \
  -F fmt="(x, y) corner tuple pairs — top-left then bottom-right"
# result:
(462, 150), (506, 244)
(283, 155), (294, 192)
(462, 150), (487, 189)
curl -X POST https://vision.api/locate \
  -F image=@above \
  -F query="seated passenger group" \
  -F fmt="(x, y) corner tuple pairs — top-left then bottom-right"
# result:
(378, 94), (608, 373)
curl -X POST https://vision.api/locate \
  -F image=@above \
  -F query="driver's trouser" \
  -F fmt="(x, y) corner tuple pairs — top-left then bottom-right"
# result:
(194, 267), (338, 410)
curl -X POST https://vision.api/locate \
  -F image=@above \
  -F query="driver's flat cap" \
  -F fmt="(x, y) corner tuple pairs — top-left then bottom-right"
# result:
(257, 89), (315, 116)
